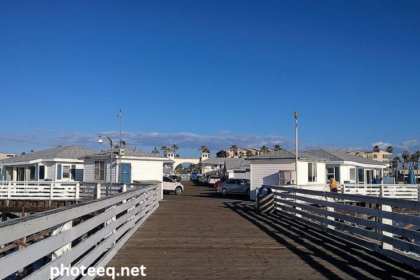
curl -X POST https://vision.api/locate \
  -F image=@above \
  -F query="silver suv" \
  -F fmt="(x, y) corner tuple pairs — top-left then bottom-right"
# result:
(217, 179), (250, 196)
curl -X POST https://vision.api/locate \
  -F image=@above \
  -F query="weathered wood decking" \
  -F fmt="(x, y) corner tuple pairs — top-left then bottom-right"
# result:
(98, 181), (420, 279)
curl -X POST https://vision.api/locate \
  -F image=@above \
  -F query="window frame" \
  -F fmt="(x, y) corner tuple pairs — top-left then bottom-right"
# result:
(308, 163), (317, 182)
(94, 161), (105, 181)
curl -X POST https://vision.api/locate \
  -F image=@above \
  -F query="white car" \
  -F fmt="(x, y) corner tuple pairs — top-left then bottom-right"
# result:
(208, 176), (220, 185)
(163, 176), (184, 195)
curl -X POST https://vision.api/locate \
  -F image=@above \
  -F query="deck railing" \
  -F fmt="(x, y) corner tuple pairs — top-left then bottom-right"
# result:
(266, 185), (420, 270)
(0, 184), (159, 279)
(0, 181), (79, 201)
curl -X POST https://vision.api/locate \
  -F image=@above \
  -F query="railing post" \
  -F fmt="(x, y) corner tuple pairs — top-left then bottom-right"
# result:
(380, 184), (393, 250)
(49, 182), (54, 207)
(51, 219), (73, 277)
(75, 183), (80, 200)
(7, 181), (11, 206)
(96, 183), (101, 199)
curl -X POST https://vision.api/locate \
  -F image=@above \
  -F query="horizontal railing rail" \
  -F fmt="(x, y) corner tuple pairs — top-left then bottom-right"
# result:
(0, 181), (80, 201)
(0, 184), (159, 279)
(341, 183), (420, 200)
(265, 185), (420, 270)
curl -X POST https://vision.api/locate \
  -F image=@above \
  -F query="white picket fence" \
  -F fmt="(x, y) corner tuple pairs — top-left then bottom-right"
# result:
(342, 183), (420, 200)
(0, 181), (79, 200)
(265, 185), (420, 270)
(0, 184), (159, 279)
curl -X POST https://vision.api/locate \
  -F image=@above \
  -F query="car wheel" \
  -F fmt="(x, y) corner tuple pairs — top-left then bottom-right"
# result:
(246, 189), (250, 196)
(175, 187), (182, 195)
(221, 188), (228, 196)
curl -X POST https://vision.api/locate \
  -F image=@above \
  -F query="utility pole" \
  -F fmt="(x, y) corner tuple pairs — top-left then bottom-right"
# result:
(294, 111), (299, 186)
(117, 109), (122, 147)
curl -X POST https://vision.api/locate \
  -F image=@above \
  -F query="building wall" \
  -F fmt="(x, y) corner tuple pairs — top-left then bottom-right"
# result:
(125, 159), (163, 182)
(250, 160), (295, 200)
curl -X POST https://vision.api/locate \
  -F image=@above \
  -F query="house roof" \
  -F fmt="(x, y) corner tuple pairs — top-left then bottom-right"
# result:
(201, 158), (226, 164)
(304, 149), (387, 166)
(224, 158), (250, 170)
(247, 149), (327, 161)
(83, 147), (166, 160)
(0, 146), (97, 164)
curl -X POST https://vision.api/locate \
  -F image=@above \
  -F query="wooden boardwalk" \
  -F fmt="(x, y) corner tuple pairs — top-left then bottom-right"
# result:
(98, 181), (420, 280)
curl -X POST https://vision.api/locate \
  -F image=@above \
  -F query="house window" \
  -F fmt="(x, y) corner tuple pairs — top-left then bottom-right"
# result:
(28, 166), (36, 180)
(358, 169), (365, 183)
(327, 168), (334, 180)
(350, 168), (356, 181)
(95, 161), (105, 180)
(39, 165), (45, 180)
(62, 166), (71, 179)
(6, 167), (13, 180)
(373, 154), (377, 159)
(308, 163), (317, 182)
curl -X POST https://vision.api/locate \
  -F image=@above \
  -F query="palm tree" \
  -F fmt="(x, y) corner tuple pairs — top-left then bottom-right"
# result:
(151, 147), (160, 154)
(239, 151), (245, 158)
(393, 156), (401, 182)
(373, 145), (380, 152)
(402, 151), (411, 183)
(273, 144), (282, 151)
(230, 145), (238, 157)
(160, 146), (168, 155)
(260, 145), (269, 155)
(172, 144), (179, 154)
(386, 146), (393, 176)
(246, 150), (253, 157)
(415, 151), (420, 183)
(199, 145), (210, 154)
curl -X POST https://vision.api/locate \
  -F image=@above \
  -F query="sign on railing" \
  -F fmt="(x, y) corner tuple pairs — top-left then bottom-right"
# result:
(0, 185), (159, 279)
(267, 185), (420, 270)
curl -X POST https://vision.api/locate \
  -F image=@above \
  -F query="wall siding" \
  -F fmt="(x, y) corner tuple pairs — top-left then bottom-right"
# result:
(123, 160), (163, 182)
(250, 161), (295, 200)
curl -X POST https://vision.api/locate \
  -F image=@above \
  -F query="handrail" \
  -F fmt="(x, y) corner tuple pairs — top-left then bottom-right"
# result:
(266, 184), (420, 270)
(0, 185), (159, 279)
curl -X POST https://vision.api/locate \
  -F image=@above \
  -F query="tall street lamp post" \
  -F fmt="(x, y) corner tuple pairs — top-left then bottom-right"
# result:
(294, 111), (299, 186)
(99, 136), (114, 195)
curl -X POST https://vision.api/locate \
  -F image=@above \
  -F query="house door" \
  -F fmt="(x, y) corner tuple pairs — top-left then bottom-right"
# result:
(120, 163), (131, 184)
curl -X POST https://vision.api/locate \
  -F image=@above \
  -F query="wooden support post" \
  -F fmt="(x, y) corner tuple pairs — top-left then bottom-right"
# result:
(380, 184), (393, 250)
(96, 183), (101, 199)
(326, 195), (335, 230)
(51, 219), (73, 278)
(49, 182), (54, 207)
(75, 183), (80, 200)
(1, 212), (6, 222)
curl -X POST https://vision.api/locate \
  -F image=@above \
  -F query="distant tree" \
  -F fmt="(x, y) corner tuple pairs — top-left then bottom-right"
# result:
(160, 146), (168, 155)
(21, 152), (26, 155)
(176, 154), (180, 157)
(260, 145), (269, 155)
(273, 144), (282, 151)
(416, 151), (420, 182)
(393, 156), (401, 181)
(230, 145), (238, 157)
(199, 145), (210, 154)
(30, 150), (34, 153)
(246, 150), (253, 157)
(151, 147), (160, 154)
(172, 144), (179, 154)
(373, 145), (380, 152)
(238, 151), (245, 158)
(402, 151), (411, 182)
(386, 146), (393, 154)
(114, 144), (120, 149)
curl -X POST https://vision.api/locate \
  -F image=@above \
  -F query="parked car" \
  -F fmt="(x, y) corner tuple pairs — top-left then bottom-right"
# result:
(214, 178), (226, 188)
(217, 179), (250, 196)
(208, 175), (220, 186)
(169, 175), (182, 182)
(163, 176), (184, 195)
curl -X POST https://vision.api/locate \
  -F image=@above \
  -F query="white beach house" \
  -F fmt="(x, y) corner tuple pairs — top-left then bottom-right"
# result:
(247, 150), (328, 200)
(0, 146), (97, 182)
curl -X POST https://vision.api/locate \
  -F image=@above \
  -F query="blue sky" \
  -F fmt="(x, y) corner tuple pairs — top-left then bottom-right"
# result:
(1, 0), (419, 157)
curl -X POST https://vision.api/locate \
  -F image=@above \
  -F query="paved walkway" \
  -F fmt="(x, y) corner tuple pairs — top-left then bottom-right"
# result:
(99, 181), (420, 280)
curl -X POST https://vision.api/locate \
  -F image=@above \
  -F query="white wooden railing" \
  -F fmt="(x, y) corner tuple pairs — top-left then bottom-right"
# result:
(265, 185), (420, 270)
(0, 185), (159, 279)
(341, 183), (420, 200)
(0, 181), (80, 201)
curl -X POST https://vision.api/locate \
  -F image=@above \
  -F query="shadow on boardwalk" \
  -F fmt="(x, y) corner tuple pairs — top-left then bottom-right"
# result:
(223, 200), (420, 280)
